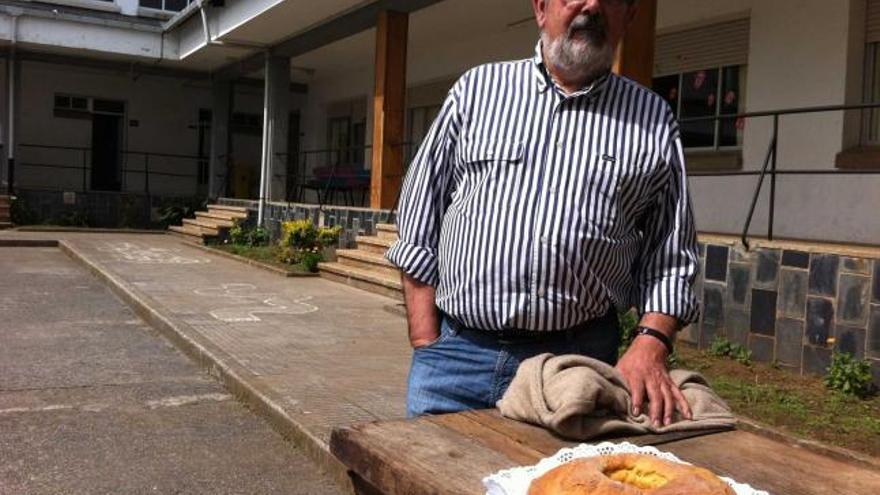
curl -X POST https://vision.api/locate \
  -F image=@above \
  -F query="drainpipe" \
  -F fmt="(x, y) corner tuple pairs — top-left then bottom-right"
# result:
(6, 14), (18, 195)
(195, 1), (266, 49)
(257, 53), (270, 226)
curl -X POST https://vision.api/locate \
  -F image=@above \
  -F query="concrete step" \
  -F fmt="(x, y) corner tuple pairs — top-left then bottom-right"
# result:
(207, 204), (248, 218)
(0, 221), (11, 230)
(355, 235), (394, 255)
(318, 261), (403, 301)
(168, 224), (212, 244)
(376, 223), (399, 241)
(337, 249), (400, 279)
(182, 218), (223, 236)
(195, 211), (237, 227)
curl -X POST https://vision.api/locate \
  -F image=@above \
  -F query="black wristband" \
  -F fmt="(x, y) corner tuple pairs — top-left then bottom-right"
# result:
(634, 326), (674, 354)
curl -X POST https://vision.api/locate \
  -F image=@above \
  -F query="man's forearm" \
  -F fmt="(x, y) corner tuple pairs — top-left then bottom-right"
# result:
(401, 274), (441, 347)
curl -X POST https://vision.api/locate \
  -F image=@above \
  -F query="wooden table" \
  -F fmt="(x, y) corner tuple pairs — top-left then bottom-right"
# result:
(330, 409), (880, 495)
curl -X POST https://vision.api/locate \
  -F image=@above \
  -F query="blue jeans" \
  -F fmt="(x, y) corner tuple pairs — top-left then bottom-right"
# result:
(406, 312), (621, 417)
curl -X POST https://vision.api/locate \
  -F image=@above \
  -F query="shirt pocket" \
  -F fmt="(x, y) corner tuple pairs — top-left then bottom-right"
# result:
(453, 139), (524, 213)
(581, 155), (622, 231)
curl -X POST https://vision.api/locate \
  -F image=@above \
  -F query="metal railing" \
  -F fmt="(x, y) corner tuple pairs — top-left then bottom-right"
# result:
(279, 142), (415, 211)
(17, 143), (204, 198)
(683, 102), (880, 249)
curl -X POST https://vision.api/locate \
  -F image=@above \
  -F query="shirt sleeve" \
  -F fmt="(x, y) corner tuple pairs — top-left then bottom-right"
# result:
(634, 126), (701, 325)
(384, 76), (465, 287)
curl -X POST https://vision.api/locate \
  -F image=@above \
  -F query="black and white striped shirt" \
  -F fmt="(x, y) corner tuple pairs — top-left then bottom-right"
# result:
(386, 43), (700, 331)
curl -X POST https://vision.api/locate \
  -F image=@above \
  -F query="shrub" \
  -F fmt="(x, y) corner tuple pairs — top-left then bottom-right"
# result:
(824, 351), (873, 398)
(9, 196), (38, 225)
(280, 219), (317, 249)
(301, 251), (323, 272)
(229, 222), (270, 247)
(56, 209), (89, 227)
(617, 310), (639, 357)
(707, 336), (751, 366)
(317, 225), (343, 247)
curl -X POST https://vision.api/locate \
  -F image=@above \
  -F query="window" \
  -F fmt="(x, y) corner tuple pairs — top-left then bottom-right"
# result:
(230, 112), (262, 134)
(653, 66), (746, 150)
(140, 0), (193, 12)
(54, 94), (124, 118)
(863, 43), (880, 145)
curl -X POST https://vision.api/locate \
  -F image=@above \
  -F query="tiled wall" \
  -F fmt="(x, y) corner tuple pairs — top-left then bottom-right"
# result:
(217, 198), (396, 248)
(680, 240), (880, 385)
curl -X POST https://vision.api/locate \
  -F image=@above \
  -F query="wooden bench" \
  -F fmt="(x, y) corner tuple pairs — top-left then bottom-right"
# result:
(331, 409), (880, 495)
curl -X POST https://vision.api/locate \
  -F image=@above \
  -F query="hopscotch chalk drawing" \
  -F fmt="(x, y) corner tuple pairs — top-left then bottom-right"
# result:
(193, 283), (318, 322)
(98, 242), (210, 265)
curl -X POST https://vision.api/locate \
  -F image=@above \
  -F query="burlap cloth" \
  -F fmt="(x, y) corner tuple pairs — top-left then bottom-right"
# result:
(497, 353), (736, 440)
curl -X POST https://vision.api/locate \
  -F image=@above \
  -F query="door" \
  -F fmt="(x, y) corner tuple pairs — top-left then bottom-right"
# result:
(91, 114), (122, 191)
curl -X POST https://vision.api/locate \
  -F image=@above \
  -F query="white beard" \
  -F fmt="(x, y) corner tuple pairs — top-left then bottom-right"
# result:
(541, 28), (614, 86)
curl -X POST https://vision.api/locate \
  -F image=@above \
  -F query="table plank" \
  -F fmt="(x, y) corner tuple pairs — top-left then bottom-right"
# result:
(661, 430), (880, 495)
(331, 411), (880, 495)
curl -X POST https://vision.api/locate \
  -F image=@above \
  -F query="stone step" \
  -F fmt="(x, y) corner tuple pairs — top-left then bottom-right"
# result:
(376, 223), (399, 241)
(337, 249), (400, 279)
(207, 204), (249, 218)
(195, 211), (237, 227)
(0, 221), (11, 230)
(168, 225), (206, 243)
(318, 262), (403, 301)
(182, 218), (221, 236)
(355, 235), (394, 255)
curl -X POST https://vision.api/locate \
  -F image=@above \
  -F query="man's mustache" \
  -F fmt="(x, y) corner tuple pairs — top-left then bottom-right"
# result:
(567, 14), (607, 41)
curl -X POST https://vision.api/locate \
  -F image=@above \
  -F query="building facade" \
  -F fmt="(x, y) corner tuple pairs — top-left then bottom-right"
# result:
(0, 0), (877, 379)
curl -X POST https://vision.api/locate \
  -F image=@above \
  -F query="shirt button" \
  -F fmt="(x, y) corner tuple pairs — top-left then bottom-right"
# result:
(537, 288), (546, 297)
(548, 186), (559, 194)
(541, 236), (550, 244)
(556, 142), (564, 150)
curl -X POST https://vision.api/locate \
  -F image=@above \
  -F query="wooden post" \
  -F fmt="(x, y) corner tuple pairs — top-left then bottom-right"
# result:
(370, 10), (408, 210)
(613, 0), (657, 87)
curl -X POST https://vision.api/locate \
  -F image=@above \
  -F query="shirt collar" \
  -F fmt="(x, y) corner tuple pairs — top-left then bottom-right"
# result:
(532, 40), (612, 99)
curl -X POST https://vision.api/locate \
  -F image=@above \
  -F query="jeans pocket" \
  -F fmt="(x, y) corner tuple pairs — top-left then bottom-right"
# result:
(413, 318), (458, 352)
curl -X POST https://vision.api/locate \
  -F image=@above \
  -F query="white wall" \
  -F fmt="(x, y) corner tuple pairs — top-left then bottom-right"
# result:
(13, 59), (306, 197)
(661, 0), (879, 245)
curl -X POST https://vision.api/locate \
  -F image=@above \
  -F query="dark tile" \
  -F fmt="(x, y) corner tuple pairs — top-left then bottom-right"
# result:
(730, 247), (751, 263)
(726, 309), (750, 347)
(700, 323), (721, 350)
(869, 305), (880, 359)
(702, 285), (724, 327)
(778, 269), (807, 319)
(750, 335), (774, 364)
(806, 297), (834, 346)
(836, 275), (869, 327)
(841, 257), (870, 275)
(874, 261), (880, 303)
(754, 249), (781, 289)
(697, 242), (706, 257)
(803, 345), (832, 376)
(728, 264), (750, 307)
(835, 326), (866, 359)
(781, 250), (809, 269)
(750, 289), (777, 336)
(809, 254), (839, 297)
(776, 318), (804, 368)
(705, 245), (729, 282)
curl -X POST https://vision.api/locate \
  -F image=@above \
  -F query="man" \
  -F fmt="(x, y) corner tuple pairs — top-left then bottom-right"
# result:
(385, 0), (700, 429)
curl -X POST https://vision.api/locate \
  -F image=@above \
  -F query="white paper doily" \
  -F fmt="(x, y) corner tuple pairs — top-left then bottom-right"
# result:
(482, 442), (770, 495)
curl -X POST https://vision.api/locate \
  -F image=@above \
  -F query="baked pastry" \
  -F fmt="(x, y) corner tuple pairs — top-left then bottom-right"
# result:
(527, 454), (735, 495)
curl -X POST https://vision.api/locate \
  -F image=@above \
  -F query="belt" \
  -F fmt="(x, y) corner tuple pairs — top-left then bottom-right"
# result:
(444, 309), (617, 344)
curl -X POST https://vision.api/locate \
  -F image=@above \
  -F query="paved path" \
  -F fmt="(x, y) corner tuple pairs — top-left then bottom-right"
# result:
(0, 246), (343, 494)
(0, 231), (412, 484)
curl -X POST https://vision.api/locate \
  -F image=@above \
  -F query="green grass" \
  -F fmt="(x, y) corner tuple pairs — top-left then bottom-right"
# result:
(675, 347), (880, 456)
(212, 244), (315, 274)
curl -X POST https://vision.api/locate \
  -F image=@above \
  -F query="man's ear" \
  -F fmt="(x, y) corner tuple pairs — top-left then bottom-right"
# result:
(532, 0), (547, 29)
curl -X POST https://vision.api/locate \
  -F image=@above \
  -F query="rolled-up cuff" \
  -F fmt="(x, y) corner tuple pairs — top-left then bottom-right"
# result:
(638, 279), (701, 325)
(385, 239), (439, 287)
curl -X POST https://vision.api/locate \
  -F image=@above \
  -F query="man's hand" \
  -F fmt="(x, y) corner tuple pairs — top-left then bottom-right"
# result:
(401, 274), (441, 348)
(616, 314), (692, 427)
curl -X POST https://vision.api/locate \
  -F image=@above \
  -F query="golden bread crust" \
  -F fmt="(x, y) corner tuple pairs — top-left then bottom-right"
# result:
(527, 454), (735, 495)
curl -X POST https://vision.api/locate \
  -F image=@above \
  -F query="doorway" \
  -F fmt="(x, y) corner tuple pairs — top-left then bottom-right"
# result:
(91, 114), (122, 191)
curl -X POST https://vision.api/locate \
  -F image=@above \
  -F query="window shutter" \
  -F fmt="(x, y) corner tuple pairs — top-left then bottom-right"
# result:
(655, 18), (751, 76)
(868, 0), (880, 43)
